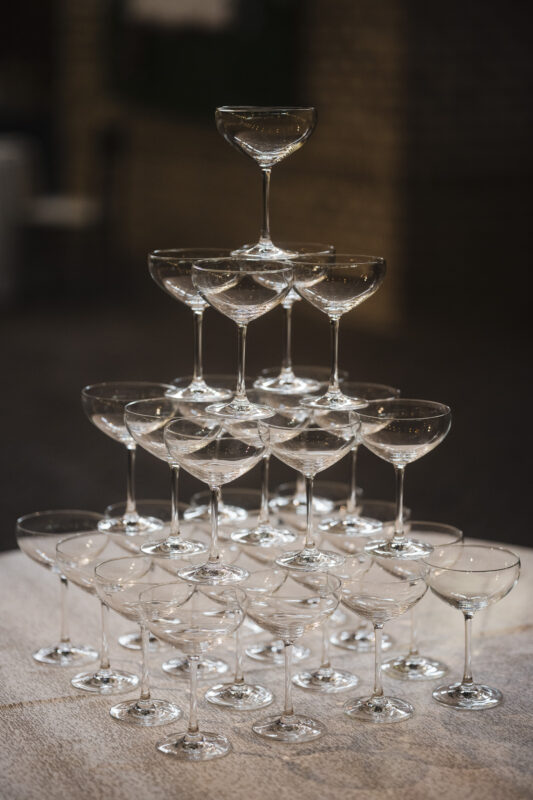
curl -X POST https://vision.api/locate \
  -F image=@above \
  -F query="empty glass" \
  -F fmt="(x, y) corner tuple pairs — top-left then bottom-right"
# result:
(95, 556), (182, 726)
(292, 254), (386, 410)
(342, 563), (427, 723)
(270, 478), (349, 530)
(165, 418), (266, 583)
(81, 381), (173, 535)
(148, 249), (233, 403)
(359, 399), (452, 559)
(215, 106), (317, 258)
(142, 583), (246, 760)
(124, 397), (207, 558)
(426, 544), (520, 709)
(192, 257), (292, 419)
(247, 571), (341, 742)
(16, 510), (101, 666)
(56, 532), (138, 693)
(381, 522), (463, 681)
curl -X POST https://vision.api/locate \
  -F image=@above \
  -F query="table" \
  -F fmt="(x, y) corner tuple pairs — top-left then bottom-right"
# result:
(1, 542), (532, 800)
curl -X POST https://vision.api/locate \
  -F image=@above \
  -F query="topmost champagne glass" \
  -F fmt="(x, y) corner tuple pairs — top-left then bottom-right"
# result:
(215, 106), (317, 258)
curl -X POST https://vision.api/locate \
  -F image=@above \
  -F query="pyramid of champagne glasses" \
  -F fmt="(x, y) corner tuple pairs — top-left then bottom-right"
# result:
(16, 105), (520, 764)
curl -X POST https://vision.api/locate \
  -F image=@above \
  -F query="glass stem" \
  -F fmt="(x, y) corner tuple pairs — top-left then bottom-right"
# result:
(372, 623), (384, 697)
(347, 445), (359, 514)
(281, 302), (294, 373)
(169, 464), (180, 539)
(260, 168), (272, 245)
(99, 601), (111, 672)
(186, 654), (200, 738)
(125, 445), (138, 520)
(258, 454), (270, 525)
(304, 474), (315, 550)
(320, 621), (331, 669)
(462, 612), (474, 685)
(235, 324), (248, 402)
(234, 627), (244, 684)
(208, 486), (220, 564)
(139, 622), (151, 702)
(296, 474), (305, 497)
(59, 574), (70, 644)
(408, 606), (419, 656)
(281, 641), (294, 721)
(329, 316), (340, 393)
(393, 466), (405, 543)
(192, 311), (204, 382)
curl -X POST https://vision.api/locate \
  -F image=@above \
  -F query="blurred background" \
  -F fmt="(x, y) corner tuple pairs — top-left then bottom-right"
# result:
(1, 0), (530, 550)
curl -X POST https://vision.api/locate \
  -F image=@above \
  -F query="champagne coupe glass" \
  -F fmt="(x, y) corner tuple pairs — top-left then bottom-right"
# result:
(215, 106), (317, 258)
(359, 399), (452, 559)
(192, 257), (292, 419)
(318, 382), (400, 536)
(426, 544), (520, 709)
(381, 522), (463, 680)
(164, 418), (266, 583)
(142, 583), (246, 760)
(56, 532), (139, 693)
(94, 556), (182, 726)
(148, 249), (233, 403)
(293, 254), (386, 410)
(124, 397), (207, 558)
(342, 563), (427, 723)
(16, 510), (101, 666)
(292, 552), (371, 693)
(263, 410), (360, 570)
(81, 381), (174, 536)
(247, 571), (341, 742)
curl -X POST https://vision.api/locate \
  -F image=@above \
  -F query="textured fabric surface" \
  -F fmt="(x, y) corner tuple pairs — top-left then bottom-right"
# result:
(1, 545), (532, 800)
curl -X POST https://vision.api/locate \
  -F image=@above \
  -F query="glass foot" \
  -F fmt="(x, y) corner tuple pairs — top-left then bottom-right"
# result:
(253, 712), (325, 742)
(231, 525), (296, 548)
(301, 390), (366, 412)
(254, 372), (320, 395)
(383, 653), (448, 681)
(162, 656), (229, 679)
(205, 682), (273, 710)
(177, 561), (249, 585)
(344, 694), (414, 723)
(206, 400), (274, 421)
(232, 240), (291, 259)
(364, 537), (433, 560)
(110, 698), (182, 726)
(330, 627), (393, 652)
(98, 515), (163, 535)
(164, 379), (231, 403)
(246, 640), (310, 664)
(292, 666), (359, 693)
(71, 668), (138, 694)
(32, 642), (98, 667)
(276, 547), (344, 571)
(270, 487), (335, 518)
(157, 731), (231, 760)
(140, 537), (207, 557)
(319, 513), (383, 536)
(330, 608), (347, 625)
(184, 502), (247, 524)
(118, 631), (163, 652)
(432, 681), (502, 710)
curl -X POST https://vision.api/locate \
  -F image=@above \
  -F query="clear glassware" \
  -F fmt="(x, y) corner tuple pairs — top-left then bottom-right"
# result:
(164, 418), (266, 583)
(270, 478), (350, 529)
(292, 552), (371, 693)
(192, 257), (292, 419)
(124, 397), (207, 558)
(247, 571), (341, 742)
(359, 399), (452, 559)
(94, 556), (182, 726)
(262, 410), (360, 570)
(292, 254), (386, 410)
(342, 562), (427, 723)
(328, 499), (409, 653)
(426, 544), (520, 709)
(186, 487), (260, 527)
(141, 583), (246, 760)
(81, 381), (174, 536)
(318, 382), (400, 536)
(148, 249), (234, 403)
(380, 522), (463, 680)
(16, 510), (101, 666)
(56, 532), (139, 693)
(215, 107), (317, 258)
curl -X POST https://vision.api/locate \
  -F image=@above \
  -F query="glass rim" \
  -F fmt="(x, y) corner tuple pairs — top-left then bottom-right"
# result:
(124, 397), (179, 418)
(94, 553), (153, 580)
(249, 573), (342, 598)
(55, 529), (108, 555)
(406, 521), (463, 541)
(216, 105), (316, 113)
(16, 509), (104, 534)
(139, 582), (246, 606)
(192, 258), (293, 274)
(292, 253), (385, 266)
(82, 381), (175, 399)
(424, 543), (520, 573)
(357, 398), (451, 421)
(259, 415), (357, 432)
(149, 248), (233, 261)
